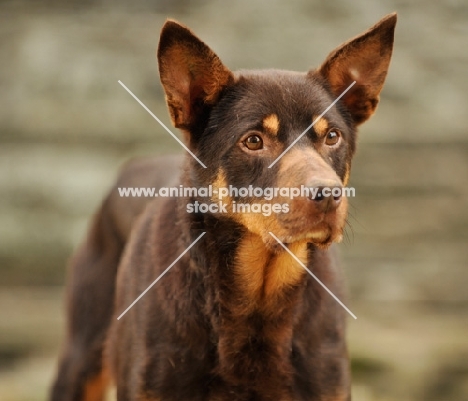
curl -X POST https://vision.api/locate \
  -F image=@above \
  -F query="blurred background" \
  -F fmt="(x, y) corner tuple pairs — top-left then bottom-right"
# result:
(1, 0), (467, 400)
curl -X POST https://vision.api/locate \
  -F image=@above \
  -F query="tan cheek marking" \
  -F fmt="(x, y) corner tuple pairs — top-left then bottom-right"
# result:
(211, 168), (227, 195)
(238, 208), (284, 243)
(263, 114), (280, 135)
(342, 163), (350, 186)
(313, 115), (329, 137)
(211, 168), (233, 212)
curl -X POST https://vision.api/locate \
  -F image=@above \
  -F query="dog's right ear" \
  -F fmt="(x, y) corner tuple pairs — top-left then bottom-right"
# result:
(158, 20), (233, 137)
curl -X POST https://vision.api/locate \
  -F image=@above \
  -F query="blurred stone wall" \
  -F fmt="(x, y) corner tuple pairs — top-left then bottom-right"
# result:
(1, 0), (467, 297)
(0, 0), (467, 400)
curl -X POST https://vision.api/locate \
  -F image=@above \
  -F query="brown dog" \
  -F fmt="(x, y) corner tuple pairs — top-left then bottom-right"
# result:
(51, 14), (396, 401)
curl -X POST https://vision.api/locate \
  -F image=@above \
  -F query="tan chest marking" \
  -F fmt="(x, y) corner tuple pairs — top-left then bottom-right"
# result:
(234, 233), (307, 312)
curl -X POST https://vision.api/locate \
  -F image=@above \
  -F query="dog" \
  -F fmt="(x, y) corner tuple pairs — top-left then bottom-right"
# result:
(51, 13), (396, 401)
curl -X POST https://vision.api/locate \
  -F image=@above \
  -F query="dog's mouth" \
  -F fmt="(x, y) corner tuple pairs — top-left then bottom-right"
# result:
(260, 219), (344, 253)
(276, 204), (346, 244)
(230, 191), (348, 251)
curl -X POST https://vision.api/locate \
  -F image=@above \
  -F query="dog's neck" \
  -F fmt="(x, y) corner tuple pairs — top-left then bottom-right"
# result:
(185, 210), (310, 397)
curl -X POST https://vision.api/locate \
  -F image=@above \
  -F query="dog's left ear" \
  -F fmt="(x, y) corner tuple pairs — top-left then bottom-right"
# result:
(316, 13), (397, 125)
(157, 20), (234, 137)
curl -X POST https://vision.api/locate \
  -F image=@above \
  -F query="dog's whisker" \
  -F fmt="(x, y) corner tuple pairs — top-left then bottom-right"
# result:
(343, 219), (355, 245)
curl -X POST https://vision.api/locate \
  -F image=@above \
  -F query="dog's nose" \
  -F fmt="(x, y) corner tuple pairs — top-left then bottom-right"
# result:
(308, 180), (343, 212)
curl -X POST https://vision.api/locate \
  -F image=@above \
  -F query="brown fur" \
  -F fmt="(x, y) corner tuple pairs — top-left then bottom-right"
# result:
(51, 14), (396, 401)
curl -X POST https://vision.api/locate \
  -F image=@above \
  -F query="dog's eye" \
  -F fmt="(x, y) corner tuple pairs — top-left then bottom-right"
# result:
(244, 135), (263, 150)
(325, 130), (341, 146)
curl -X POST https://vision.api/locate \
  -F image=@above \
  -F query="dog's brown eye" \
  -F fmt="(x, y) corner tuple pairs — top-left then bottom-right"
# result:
(325, 130), (341, 146)
(244, 135), (263, 150)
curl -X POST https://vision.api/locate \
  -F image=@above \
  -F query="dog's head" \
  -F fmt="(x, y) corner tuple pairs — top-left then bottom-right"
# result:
(157, 15), (396, 249)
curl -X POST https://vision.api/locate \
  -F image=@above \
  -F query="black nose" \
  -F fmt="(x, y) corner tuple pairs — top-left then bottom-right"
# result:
(308, 181), (342, 212)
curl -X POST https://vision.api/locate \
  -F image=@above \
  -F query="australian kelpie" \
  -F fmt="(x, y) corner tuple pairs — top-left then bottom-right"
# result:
(51, 13), (396, 401)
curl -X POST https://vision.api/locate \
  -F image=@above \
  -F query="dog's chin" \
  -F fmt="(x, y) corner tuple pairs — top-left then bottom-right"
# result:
(292, 228), (343, 249)
(261, 225), (343, 253)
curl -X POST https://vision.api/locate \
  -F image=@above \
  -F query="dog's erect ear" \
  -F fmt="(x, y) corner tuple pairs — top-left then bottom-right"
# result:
(157, 20), (233, 133)
(316, 13), (397, 125)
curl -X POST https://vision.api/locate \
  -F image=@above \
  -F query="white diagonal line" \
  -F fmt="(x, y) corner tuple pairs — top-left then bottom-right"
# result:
(268, 81), (356, 168)
(118, 80), (207, 169)
(117, 232), (206, 320)
(268, 232), (357, 320)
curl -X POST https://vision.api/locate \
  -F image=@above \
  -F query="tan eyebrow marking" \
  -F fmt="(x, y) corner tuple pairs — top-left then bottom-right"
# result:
(313, 115), (329, 137)
(263, 114), (280, 135)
